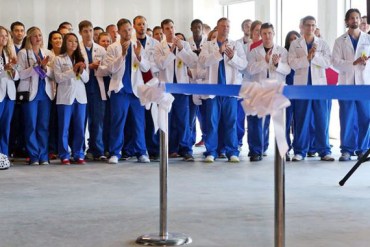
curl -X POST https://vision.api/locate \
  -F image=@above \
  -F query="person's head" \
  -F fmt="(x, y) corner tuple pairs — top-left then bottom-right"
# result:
(207, 29), (218, 41)
(241, 19), (252, 37)
(284, 30), (300, 50)
(23, 26), (44, 50)
(146, 28), (153, 37)
(344, 9), (361, 29)
(78, 20), (93, 43)
(216, 18), (230, 39)
(61, 33), (84, 63)
(161, 19), (175, 41)
(190, 19), (203, 38)
(10, 21), (25, 45)
(360, 15), (369, 32)
(345, 9), (361, 30)
(47, 30), (63, 51)
(93, 26), (104, 43)
(0, 26), (15, 58)
(260, 23), (275, 47)
(175, 33), (186, 41)
(97, 32), (112, 50)
(117, 19), (132, 42)
(106, 24), (118, 43)
(314, 27), (321, 37)
(203, 24), (211, 36)
(250, 20), (262, 42)
(58, 22), (73, 32)
(133, 16), (147, 38)
(301, 16), (316, 37)
(57, 26), (69, 37)
(153, 26), (163, 42)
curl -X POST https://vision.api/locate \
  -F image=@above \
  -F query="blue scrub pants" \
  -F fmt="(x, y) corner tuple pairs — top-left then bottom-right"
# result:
(204, 96), (239, 158)
(23, 98), (51, 162)
(0, 96), (15, 156)
(286, 101), (294, 152)
(169, 94), (192, 155)
(109, 91), (146, 158)
(247, 115), (270, 156)
(57, 101), (86, 160)
(145, 107), (159, 157)
(293, 99), (331, 157)
(86, 93), (105, 157)
(237, 99), (246, 147)
(339, 100), (370, 154)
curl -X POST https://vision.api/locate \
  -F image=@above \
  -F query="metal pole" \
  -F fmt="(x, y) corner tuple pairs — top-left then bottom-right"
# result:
(136, 112), (192, 246)
(274, 141), (285, 247)
(159, 127), (168, 238)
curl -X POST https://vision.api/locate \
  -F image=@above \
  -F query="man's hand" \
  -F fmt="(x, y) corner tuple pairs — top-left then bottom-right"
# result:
(265, 48), (272, 63)
(224, 45), (235, 59)
(121, 41), (130, 57)
(134, 40), (142, 61)
(353, 55), (369, 66)
(307, 43), (317, 61)
(174, 37), (184, 51)
(89, 60), (100, 70)
(272, 53), (281, 66)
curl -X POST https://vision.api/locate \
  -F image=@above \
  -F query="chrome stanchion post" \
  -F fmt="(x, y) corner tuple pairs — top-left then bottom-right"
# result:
(274, 112), (286, 247)
(136, 113), (192, 246)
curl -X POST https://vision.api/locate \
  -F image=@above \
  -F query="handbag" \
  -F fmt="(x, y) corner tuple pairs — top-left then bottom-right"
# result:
(16, 51), (32, 104)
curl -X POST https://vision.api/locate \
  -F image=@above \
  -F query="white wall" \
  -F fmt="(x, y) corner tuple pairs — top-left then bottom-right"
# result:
(0, 0), (195, 40)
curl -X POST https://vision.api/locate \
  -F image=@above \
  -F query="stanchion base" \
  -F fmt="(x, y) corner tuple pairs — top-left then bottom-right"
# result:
(136, 233), (192, 246)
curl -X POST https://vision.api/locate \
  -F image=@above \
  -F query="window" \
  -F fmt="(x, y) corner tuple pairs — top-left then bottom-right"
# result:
(281, 0), (318, 44)
(225, 1), (255, 40)
(350, 0), (367, 15)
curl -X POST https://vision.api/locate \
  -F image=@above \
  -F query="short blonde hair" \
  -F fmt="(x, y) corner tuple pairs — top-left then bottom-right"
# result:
(23, 26), (44, 50)
(0, 26), (15, 58)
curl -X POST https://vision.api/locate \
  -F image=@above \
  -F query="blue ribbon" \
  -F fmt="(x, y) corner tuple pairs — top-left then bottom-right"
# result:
(165, 83), (370, 101)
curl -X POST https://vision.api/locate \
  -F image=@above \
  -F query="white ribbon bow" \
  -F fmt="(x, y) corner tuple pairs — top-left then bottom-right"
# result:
(239, 80), (291, 158)
(137, 78), (174, 133)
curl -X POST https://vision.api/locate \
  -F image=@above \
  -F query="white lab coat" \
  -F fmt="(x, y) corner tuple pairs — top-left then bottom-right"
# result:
(332, 31), (370, 85)
(103, 41), (150, 97)
(0, 50), (19, 101)
(53, 53), (89, 105)
(138, 35), (160, 76)
(188, 35), (207, 82)
(154, 40), (198, 84)
(17, 48), (55, 101)
(247, 44), (290, 83)
(288, 36), (331, 85)
(198, 38), (247, 98)
(80, 42), (107, 100)
(237, 37), (253, 81)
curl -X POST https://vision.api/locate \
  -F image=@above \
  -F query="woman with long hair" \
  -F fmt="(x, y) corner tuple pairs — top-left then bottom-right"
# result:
(53, 33), (89, 165)
(0, 26), (19, 158)
(17, 26), (55, 165)
(47, 30), (63, 160)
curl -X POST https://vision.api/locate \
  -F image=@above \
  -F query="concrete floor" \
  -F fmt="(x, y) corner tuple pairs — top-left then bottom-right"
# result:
(1, 142), (370, 247)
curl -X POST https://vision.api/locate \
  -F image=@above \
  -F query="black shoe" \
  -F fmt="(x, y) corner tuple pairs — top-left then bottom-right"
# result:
(183, 153), (194, 162)
(307, 152), (316, 157)
(218, 153), (227, 159)
(250, 155), (262, 162)
(286, 154), (291, 161)
(150, 155), (160, 162)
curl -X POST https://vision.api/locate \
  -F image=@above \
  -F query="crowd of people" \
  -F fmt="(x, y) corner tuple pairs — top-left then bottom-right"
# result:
(0, 8), (369, 170)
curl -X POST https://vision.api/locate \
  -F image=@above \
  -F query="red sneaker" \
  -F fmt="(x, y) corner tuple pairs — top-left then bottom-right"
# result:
(195, 140), (205, 147)
(76, 158), (86, 165)
(61, 159), (70, 165)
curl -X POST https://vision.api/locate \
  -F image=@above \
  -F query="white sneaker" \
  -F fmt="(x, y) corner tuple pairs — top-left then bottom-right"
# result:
(292, 154), (304, 161)
(229, 155), (240, 163)
(108, 156), (119, 164)
(138, 155), (150, 163)
(204, 155), (215, 163)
